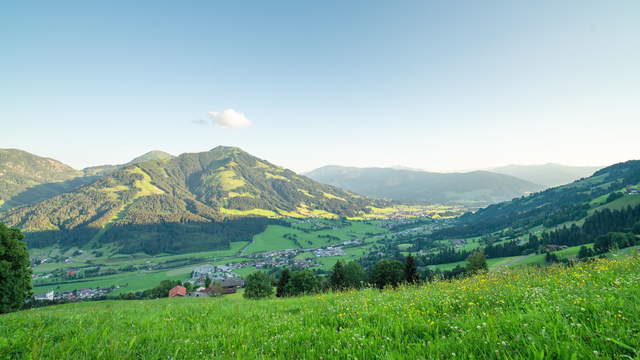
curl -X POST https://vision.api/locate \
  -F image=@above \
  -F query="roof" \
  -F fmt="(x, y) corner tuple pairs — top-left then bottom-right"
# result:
(168, 285), (187, 297)
(220, 278), (244, 288)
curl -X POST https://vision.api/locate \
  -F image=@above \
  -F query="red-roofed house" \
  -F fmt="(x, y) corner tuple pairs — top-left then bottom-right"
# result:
(168, 285), (187, 297)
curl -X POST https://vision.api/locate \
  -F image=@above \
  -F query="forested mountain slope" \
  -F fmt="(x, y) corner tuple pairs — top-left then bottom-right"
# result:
(306, 165), (543, 206)
(82, 150), (175, 176)
(433, 160), (640, 239)
(0, 149), (85, 211)
(0, 147), (387, 253)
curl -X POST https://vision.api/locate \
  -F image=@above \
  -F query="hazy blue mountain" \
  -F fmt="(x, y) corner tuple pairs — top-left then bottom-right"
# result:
(489, 163), (603, 187)
(305, 165), (543, 206)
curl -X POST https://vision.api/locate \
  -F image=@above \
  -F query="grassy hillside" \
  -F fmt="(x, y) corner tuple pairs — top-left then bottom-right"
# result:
(0, 149), (86, 210)
(1, 147), (388, 253)
(435, 160), (640, 239)
(306, 165), (543, 206)
(2, 256), (639, 359)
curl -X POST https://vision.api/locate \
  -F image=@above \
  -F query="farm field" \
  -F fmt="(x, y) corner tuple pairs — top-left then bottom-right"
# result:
(29, 219), (393, 295)
(2, 256), (639, 359)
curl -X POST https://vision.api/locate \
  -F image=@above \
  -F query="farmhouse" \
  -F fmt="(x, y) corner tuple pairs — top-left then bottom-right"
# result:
(168, 285), (187, 297)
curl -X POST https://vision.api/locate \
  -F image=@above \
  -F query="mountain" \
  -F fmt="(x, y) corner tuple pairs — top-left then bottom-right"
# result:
(305, 165), (543, 206)
(83, 150), (175, 176)
(0, 149), (178, 210)
(0, 149), (87, 211)
(489, 163), (603, 187)
(433, 160), (640, 239)
(0, 146), (387, 254)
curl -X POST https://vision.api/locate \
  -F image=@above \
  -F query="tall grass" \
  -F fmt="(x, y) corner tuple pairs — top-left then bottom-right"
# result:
(2, 256), (639, 359)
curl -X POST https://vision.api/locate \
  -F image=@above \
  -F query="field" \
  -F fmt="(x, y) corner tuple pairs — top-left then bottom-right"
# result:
(28, 219), (391, 295)
(2, 256), (639, 359)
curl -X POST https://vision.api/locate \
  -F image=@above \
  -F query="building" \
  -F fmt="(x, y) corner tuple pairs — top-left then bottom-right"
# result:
(188, 290), (211, 298)
(168, 285), (187, 297)
(220, 278), (244, 288)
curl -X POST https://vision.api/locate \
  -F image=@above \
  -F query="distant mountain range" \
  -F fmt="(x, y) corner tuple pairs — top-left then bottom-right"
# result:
(489, 163), (602, 187)
(0, 147), (386, 253)
(305, 166), (544, 206)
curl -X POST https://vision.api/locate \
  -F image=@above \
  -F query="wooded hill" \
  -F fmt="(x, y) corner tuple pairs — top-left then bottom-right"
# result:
(0, 147), (387, 253)
(0, 149), (88, 211)
(432, 160), (640, 239)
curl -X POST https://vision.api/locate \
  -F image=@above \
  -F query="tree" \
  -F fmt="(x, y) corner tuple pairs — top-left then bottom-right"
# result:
(545, 252), (560, 264)
(243, 271), (273, 299)
(370, 260), (404, 289)
(276, 268), (291, 297)
(404, 255), (420, 284)
(577, 246), (594, 259)
(465, 249), (488, 274)
(284, 270), (319, 296)
(343, 261), (366, 289)
(204, 275), (212, 288)
(330, 260), (346, 290)
(0, 223), (32, 313)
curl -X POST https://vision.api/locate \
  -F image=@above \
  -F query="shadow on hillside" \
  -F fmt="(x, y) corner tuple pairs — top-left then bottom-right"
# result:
(1, 176), (100, 211)
(24, 217), (287, 255)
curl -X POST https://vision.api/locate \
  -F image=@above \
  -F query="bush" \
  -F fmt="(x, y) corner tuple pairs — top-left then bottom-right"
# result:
(243, 271), (273, 299)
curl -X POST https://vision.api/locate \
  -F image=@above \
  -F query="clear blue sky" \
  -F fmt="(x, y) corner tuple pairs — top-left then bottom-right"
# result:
(2, 0), (639, 172)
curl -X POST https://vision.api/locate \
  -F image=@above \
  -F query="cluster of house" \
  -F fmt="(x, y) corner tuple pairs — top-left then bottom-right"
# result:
(626, 186), (639, 195)
(313, 246), (346, 257)
(34, 287), (114, 302)
(188, 264), (242, 284)
(169, 277), (245, 298)
(31, 273), (54, 280)
(546, 244), (569, 251)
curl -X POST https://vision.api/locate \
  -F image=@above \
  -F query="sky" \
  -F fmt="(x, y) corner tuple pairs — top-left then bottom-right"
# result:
(1, 0), (639, 173)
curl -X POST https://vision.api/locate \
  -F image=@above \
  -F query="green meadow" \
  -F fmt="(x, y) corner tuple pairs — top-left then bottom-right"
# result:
(2, 256), (639, 359)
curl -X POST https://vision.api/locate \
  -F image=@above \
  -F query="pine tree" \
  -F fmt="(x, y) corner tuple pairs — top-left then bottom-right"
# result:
(403, 255), (420, 284)
(465, 249), (488, 274)
(330, 260), (346, 290)
(276, 268), (291, 297)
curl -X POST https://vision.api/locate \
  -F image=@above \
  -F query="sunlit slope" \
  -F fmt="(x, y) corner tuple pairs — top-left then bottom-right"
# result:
(0, 146), (387, 253)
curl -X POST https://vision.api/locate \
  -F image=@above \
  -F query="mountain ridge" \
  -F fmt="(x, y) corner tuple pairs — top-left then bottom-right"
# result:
(305, 165), (544, 206)
(0, 146), (388, 253)
(489, 163), (602, 187)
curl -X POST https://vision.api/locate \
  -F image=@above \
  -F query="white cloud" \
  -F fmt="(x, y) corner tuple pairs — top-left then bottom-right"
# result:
(207, 109), (252, 128)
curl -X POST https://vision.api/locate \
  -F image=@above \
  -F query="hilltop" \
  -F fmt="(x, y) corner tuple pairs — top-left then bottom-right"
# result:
(306, 165), (543, 206)
(0, 149), (86, 211)
(83, 150), (175, 176)
(1, 149), (177, 211)
(0, 146), (387, 253)
(490, 163), (602, 187)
